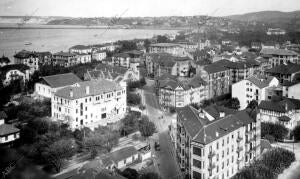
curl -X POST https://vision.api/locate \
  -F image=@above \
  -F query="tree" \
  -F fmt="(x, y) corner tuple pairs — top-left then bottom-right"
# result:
(261, 122), (288, 141)
(121, 168), (139, 179)
(156, 35), (170, 43)
(225, 98), (240, 110)
(138, 116), (156, 138)
(292, 125), (300, 141)
(118, 40), (137, 51)
(127, 92), (141, 106)
(120, 113), (139, 136)
(42, 139), (77, 173)
(139, 172), (161, 179)
(247, 100), (258, 110)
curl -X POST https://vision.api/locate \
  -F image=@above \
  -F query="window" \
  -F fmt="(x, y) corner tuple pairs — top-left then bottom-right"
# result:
(217, 142), (219, 149)
(124, 159), (126, 164)
(193, 146), (202, 157)
(193, 171), (202, 179)
(227, 137), (229, 144)
(193, 159), (202, 169)
(232, 156), (234, 163)
(101, 113), (106, 119)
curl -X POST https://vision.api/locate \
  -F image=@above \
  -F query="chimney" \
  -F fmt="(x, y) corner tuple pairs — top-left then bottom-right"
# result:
(86, 86), (90, 95)
(69, 89), (73, 98)
(220, 111), (225, 118)
(0, 119), (4, 125)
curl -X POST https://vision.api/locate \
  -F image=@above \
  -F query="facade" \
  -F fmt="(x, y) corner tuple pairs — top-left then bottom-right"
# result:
(145, 53), (195, 78)
(149, 43), (189, 57)
(0, 112), (20, 145)
(35, 52), (52, 66)
(176, 106), (260, 179)
(232, 76), (280, 110)
(14, 50), (39, 73)
(267, 28), (286, 35)
(112, 53), (131, 68)
(92, 50), (107, 61)
(258, 98), (300, 130)
(198, 63), (230, 99)
(52, 52), (78, 67)
(265, 64), (300, 83)
(0, 64), (30, 86)
(75, 53), (92, 64)
(35, 73), (82, 98)
(51, 79), (127, 130)
(260, 48), (299, 67)
(158, 75), (208, 109)
(198, 40), (211, 50)
(69, 45), (93, 54)
(283, 82), (300, 99)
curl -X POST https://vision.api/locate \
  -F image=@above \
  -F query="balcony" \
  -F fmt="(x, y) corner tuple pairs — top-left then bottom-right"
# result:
(236, 136), (243, 142)
(208, 151), (216, 159)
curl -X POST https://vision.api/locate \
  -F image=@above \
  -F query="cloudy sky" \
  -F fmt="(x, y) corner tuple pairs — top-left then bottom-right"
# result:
(0, 0), (300, 17)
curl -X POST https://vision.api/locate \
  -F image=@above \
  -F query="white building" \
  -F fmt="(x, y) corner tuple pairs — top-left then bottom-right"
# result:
(267, 28), (286, 35)
(0, 111), (20, 145)
(14, 50), (39, 74)
(176, 106), (261, 179)
(260, 48), (299, 67)
(232, 76), (280, 110)
(75, 53), (92, 64)
(0, 64), (30, 86)
(258, 98), (300, 130)
(92, 50), (107, 61)
(35, 73), (82, 98)
(69, 45), (93, 54)
(284, 82), (300, 99)
(51, 79), (127, 130)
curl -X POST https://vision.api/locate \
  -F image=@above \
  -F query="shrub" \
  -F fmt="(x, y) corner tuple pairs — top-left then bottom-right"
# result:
(261, 122), (288, 141)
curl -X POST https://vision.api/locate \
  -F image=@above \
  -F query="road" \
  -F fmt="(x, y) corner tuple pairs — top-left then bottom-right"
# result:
(144, 87), (182, 179)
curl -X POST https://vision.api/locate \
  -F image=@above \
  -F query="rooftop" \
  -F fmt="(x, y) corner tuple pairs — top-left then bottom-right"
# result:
(260, 48), (298, 56)
(55, 79), (123, 100)
(259, 98), (300, 113)
(266, 64), (300, 75)
(0, 64), (30, 75)
(53, 51), (76, 57)
(150, 43), (182, 47)
(102, 146), (138, 166)
(147, 53), (191, 67)
(246, 75), (275, 89)
(70, 45), (92, 50)
(14, 50), (38, 59)
(159, 75), (207, 90)
(203, 63), (228, 74)
(0, 124), (20, 136)
(41, 73), (82, 88)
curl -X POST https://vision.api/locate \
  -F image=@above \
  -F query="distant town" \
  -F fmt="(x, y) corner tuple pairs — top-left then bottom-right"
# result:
(1, 10), (300, 179)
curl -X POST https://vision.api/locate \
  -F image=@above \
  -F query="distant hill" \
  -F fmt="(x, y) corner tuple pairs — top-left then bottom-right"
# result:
(226, 10), (300, 24)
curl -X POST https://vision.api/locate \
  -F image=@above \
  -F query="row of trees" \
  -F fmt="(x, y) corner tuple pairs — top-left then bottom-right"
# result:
(233, 148), (295, 179)
(261, 122), (289, 142)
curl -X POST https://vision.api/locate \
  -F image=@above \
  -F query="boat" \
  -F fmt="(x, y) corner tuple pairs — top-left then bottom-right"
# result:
(24, 42), (32, 45)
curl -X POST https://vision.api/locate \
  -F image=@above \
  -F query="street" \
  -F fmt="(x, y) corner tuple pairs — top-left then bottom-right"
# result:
(143, 85), (182, 179)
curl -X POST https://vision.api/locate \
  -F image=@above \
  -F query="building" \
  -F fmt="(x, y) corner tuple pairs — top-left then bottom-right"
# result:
(102, 146), (139, 170)
(0, 111), (20, 145)
(267, 28), (286, 35)
(0, 55), (10, 67)
(75, 53), (92, 64)
(52, 52), (77, 67)
(158, 75), (207, 109)
(111, 53), (131, 68)
(145, 53), (195, 78)
(51, 79), (127, 130)
(0, 64), (30, 86)
(14, 50), (39, 73)
(251, 42), (261, 50)
(265, 64), (300, 83)
(198, 40), (211, 50)
(149, 43), (189, 57)
(35, 73), (82, 98)
(92, 43), (119, 52)
(232, 76), (280, 110)
(92, 50), (107, 61)
(258, 98), (300, 130)
(176, 106), (260, 179)
(69, 45), (93, 54)
(84, 63), (140, 83)
(34, 51), (52, 66)
(282, 82), (300, 99)
(198, 63), (230, 99)
(260, 48), (299, 67)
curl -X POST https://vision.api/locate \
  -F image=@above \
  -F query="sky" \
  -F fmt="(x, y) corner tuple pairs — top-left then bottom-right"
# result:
(0, 0), (300, 17)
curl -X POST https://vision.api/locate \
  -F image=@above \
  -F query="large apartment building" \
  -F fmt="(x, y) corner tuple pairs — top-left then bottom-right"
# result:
(52, 52), (78, 67)
(14, 50), (39, 73)
(265, 63), (300, 83)
(51, 79), (127, 130)
(158, 75), (208, 109)
(232, 76), (280, 109)
(176, 106), (261, 179)
(260, 48), (299, 67)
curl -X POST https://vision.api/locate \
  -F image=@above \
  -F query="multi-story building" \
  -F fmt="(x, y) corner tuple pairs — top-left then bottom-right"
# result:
(35, 73), (82, 99)
(51, 79), (127, 130)
(14, 50), (39, 73)
(75, 53), (92, 64)
(52, 52), (78, 67)
(265, 63), (300, 83)
(0, 64), (30, 86)
(0, 111), (20, 146)
(111, 53), (131, 68)
(35, 51), (52, 66)
(149, 43), (189, 57)
(258, 97), (300, 130)
(158, 75), (207, 109)
(198, 63), (230, 99)
(176, 105), (261, 179)
(92, 50), (107, 61)
(232, 76), (280, 109)
(198, 40), (211, 50)
(145, 53), (195, 78)
(260, 48), (299, 67)
(69, 45), (93, 54)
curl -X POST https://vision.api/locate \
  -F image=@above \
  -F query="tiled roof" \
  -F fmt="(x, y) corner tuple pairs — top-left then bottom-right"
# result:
(246, 76), (275, 89)
(70, 45), (91, 50)
(260, 48), (298, 56)
(14, 50), (37, 59)
(53, 51), (76, 57)
(34, 51), (52, 57)
(259, 98), (300, 112)
(148, 53), (191, 67)
(55, 79), (123, 100)
(203, 63), (228, 74)
(0, 124), (20, 136)
(113, 53), (130, 58)
(266, 64), (300, 75)
(159, 76), (206, 90)
(0, 56), (10, 63)
(178, 106), (254, 144)
(41, 73), (82, 88)
(150, 43), (182, 47)
(0, 64), (30, 74)
(125, 50), (143, 56)
(204, 105), (236, 119)
(103, 146), (138, 165)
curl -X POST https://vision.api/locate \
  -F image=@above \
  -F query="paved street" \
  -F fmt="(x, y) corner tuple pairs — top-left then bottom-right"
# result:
(144, 88), (182, 179)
